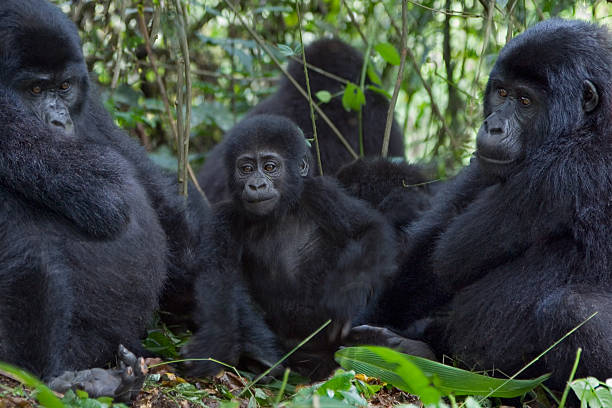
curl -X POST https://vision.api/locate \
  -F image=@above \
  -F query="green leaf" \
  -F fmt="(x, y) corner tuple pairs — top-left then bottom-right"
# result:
(374, 42), (401, 66)
(0, 362), (65, 408)
(366, 85), (391, 99)
(336, 346), (549, 399)
(571, 378), (612, 408)
(316, 370), (354, 397)
(277, 44), (295, 56)
(75, 389), (89, 399)
(342, 82), (365, 112)
(335, 347), (441, 405)
(316, 90), (332, 103)
(366, 64), (382, 86)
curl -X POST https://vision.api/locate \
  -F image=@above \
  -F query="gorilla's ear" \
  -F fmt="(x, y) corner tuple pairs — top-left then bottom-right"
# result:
(582, 80), (599, 113)
(299, 158), (309, 177)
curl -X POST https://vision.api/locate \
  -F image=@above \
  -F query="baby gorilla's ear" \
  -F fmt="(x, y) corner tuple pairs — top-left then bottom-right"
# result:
(299, 157), (309, 176)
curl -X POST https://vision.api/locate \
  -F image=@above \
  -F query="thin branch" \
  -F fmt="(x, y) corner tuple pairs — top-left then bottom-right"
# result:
(474, 0), (495, 87)
(137, 7), (178, 142)
(358, 42), (372, 157)
(110, 0), (126, 91)
(297, 2), (323, 176)
(286, 56), (349, 85)
(406, 0), (481, 18)
(382, 0), (408, 157)
(221, 0), (358, 159)
(137, 4), (209, 204)
(383, 2), (450, 155)
(174, 0), (193, 198)
(340, 0), (368, 45)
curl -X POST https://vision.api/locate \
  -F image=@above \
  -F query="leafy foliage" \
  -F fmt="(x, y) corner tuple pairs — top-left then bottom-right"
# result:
(50, 0), (610, 174)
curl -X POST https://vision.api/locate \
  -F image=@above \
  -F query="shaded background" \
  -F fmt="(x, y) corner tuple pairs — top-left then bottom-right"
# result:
(50, 0), (611, 178)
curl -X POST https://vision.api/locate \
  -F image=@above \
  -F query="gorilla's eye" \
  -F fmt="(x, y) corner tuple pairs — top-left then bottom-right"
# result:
(59, 81), (71, 91)
(497, 88), (508, 97)
(520, 97), (531, 106)
(31, 85), (42, 95)
(241, 164), (254, 173)
(263, 163), (276, 172)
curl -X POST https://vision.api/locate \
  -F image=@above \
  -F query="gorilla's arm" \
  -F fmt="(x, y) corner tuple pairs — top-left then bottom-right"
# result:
(302, 177), (397, 330)
(82, 96), (209, 290)
(182, 204), (281, 376)
(402, 159), (495, 252)
(0, 92), (130, 239)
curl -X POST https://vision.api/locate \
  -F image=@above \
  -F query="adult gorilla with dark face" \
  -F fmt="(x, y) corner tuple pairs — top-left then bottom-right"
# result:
(0, 0), (208, 400)
(368, 19), (612, 388)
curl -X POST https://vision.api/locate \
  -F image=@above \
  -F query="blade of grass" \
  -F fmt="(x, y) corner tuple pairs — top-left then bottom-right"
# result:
(558, 348), (582, 408)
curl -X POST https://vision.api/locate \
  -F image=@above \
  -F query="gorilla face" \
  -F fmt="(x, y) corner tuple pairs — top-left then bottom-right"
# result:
(14, 70), (84, 139)
(475, 19), (603, 179)
(0, 2), (89, 140)
(235, 151), (284, 216)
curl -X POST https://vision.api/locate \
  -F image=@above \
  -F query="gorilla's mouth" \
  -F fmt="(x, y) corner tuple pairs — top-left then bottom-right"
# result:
(245, 195), (277, 204)
(476, 151), (517, 165)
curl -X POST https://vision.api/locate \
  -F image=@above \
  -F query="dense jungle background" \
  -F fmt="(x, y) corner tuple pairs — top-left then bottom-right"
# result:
(49, 0), (612, 181)
(1, 1), (609, 408)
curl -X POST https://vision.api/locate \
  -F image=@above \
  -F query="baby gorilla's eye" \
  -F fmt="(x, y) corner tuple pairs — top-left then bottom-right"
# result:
(31, 85), (42, 95)
(59, 81), (71, 91)
(241, 164), (254, 173)
(520, 96), (531, 106)
(263, 163), (276, 172)
(497, 88), (508, 97)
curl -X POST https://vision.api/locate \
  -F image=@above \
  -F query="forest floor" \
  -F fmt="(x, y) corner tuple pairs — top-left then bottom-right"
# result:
(0, 362), (423, 408)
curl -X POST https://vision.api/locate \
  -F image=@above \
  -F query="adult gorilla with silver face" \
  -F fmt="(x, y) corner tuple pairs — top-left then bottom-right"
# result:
(0, 0), (209, 400)
(368, 19), (612, 388)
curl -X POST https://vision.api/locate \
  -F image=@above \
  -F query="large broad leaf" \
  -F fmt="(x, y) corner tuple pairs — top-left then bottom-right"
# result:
(570, 378), (612, 408)
(336, 347), (441, 405)
(0, 362), (64, 408)
(335, 346), (550, 399)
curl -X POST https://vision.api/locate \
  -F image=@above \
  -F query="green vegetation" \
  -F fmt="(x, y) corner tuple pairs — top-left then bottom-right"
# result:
(50, 0), (612, 177)
(1, 1), (609, 407)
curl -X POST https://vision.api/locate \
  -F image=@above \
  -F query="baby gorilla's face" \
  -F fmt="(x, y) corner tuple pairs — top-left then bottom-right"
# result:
(235, 150), (283, 216)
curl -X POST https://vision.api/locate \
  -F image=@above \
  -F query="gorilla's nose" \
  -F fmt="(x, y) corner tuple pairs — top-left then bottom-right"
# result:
(248, 181), (267, 191)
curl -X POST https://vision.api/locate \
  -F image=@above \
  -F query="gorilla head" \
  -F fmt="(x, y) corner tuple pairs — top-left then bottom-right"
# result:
(223, 114), (311, 217)
(476, 19), (610, 177)
(0, 0), (90, 138)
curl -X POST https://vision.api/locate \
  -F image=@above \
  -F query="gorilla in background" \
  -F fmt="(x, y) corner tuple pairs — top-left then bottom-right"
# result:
(0, 0), (209, 399)
(370, 19), (612, 389)
(198, 38), (406, 203)
(336, 158), (436, 229)
(183, 115), (419, 380)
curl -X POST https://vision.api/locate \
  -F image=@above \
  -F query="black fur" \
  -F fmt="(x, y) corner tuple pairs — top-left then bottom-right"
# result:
(336, 158), (435, 229)
(379, 19), (612, 388)
(185, 115), (397, 379)
(198, 38), (406, 203)
(0, 0), (208, 393)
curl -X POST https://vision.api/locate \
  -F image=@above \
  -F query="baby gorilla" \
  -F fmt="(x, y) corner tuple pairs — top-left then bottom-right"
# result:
(184, 115), (397, 379)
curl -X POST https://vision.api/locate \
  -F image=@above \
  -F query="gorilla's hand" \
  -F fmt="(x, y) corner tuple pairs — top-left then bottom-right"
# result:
(48, 345), (147, 403)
